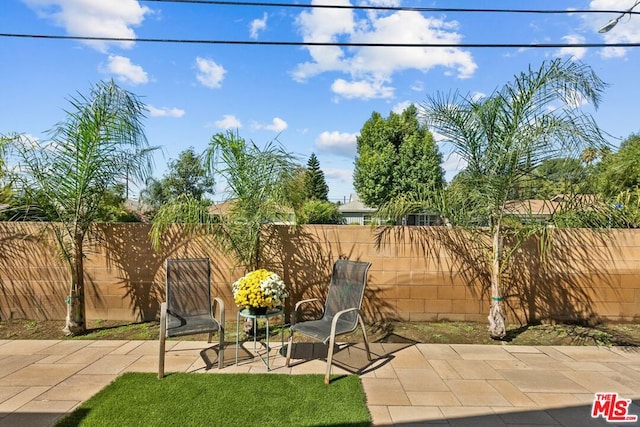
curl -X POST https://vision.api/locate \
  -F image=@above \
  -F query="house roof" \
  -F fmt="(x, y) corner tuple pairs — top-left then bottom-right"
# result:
(208, 199), (235, 216)
(503, 194), (602, 217)
(338, 194), (377, 214)
(503, 199), (559, 217)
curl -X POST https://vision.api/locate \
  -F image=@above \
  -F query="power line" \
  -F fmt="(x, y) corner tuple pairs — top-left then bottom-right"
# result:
(1, 32), (639, 48)
(141, 0), (640, 15)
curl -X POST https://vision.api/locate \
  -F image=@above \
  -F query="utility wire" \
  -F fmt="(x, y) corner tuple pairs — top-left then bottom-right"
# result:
(141, 0), (640, 15)
(1, 33), (639, 48)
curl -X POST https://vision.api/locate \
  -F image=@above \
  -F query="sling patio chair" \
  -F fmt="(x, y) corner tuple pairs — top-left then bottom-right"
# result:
(285, 259), (372, 384)
(158, 258), (225, 379)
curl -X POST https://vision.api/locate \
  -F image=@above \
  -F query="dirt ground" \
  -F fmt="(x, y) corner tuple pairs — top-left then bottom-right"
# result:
(2, 318), (640, 347)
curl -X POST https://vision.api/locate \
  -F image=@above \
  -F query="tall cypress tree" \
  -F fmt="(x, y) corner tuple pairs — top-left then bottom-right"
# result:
(304, 153), (329, 201)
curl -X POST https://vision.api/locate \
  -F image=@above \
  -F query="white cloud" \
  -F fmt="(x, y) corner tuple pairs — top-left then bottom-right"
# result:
(588, 0), (640, 59)
(331, 78), (394, 100)
(411, 81), (425, 92)
(215, 114), (242, 129)
(555, 34), (587, 60)
(441, 151), (467, 182)
(315, 131), (358, 158)
(392, 101), (414, 114)
(324, 167), (354, 184)
(292, 4), (477, 99)
(250, 13), (268, 39)
(470, 91), (487, 102)
(147, 105), (185, 118)
(102, 55), (148, 85)
(23, 0), (151, 52)
(253, 117), (288, 132)
(195, 57), (226, 89)
(565, 90), (589, 109)
(600, 46), (627, 58)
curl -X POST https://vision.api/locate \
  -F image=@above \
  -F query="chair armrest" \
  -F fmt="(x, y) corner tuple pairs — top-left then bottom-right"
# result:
(212, 297), (225, 327)
(294, 298), (321, 312)
(329, 307), (359, 342)
(292, 298), (322, 326)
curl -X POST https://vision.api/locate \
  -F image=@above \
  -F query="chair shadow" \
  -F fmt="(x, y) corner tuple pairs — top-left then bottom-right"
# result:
(283, 333), (417, 379)
(200, 341), (256, 369)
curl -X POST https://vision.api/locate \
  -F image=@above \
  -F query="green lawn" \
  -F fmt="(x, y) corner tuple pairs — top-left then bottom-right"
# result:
(55, 373), (371, 427)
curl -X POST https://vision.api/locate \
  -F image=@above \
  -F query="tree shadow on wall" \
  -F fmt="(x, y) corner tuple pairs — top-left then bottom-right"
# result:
(374, 225), (491, 309)
(506, 229), (622, 326)
(0, 223), (71, 320)
(260, 225), (394, 325)
(373, 225), (622, 333)
(98, 223), (208, 321)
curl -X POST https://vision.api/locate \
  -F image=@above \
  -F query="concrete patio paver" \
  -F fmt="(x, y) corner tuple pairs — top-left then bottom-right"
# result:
(0, 340), (638, 426)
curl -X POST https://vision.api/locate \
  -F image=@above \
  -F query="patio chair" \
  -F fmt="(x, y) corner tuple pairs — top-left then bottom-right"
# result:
(286, 259), (372, 384)
(158, 258), (225, 379)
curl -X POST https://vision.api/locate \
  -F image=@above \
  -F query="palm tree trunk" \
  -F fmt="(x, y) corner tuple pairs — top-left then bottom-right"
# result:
(488, 222), (507, 339)
(63, 235), (86, 336)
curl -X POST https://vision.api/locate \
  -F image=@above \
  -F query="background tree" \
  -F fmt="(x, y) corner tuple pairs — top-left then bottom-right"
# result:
(354, 105), (444, 207)
(303, 153), (329, 201)
(8, 80), (155, 335)
(525, 158), (588, 199)
(595, 134), (640, 198)
(380, 59), (609, 339)
(590, 134), (640, 228)
(299, 200), (343, 224)
(140, 147), (213, 216)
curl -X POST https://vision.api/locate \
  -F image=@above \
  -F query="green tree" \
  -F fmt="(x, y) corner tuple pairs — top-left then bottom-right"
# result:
(8, 80), (155, 335)
(380, 59), (608, 339)
(299, 200), (343, 224)
(595, 134), (640, 198)
(140, 148), (213, 216)
(95, 184), (142, 222)
(526, 158), (588, 199)
(303, 153), (329, 201)
(590, 134), (640, 228)
(164, 148), (214, 200)
(354, 104), (444, 207)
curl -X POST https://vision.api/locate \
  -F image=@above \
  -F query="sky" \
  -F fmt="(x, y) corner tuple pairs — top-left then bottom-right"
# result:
(1, 0), (640, 203)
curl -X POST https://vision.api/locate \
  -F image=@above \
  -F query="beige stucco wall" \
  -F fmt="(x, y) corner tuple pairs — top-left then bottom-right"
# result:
(0, 222), (638, 324)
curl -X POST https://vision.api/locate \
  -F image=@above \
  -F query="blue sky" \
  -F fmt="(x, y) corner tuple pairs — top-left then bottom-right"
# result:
(1, 0), (639, 202)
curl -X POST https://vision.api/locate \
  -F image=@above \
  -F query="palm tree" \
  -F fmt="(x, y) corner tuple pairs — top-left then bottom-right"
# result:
(9, 80), (155, 335)
(151, 130), (299, 270)
(381, 59), (609, 339)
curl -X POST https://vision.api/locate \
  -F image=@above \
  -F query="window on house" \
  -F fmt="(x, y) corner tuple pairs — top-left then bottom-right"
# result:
(414, 214), (441, 226)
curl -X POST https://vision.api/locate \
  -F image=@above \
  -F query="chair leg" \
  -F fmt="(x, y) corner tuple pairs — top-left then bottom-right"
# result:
(285, 333), (294, 367)
(158, 303), (167, 379)
(218, 326), (225, 369)
(358, 315), (372, 361)
(325, 332), (337, 385)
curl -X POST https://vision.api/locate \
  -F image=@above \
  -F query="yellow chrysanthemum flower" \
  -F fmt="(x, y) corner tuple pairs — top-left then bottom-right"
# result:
(232, 269), (288, 309)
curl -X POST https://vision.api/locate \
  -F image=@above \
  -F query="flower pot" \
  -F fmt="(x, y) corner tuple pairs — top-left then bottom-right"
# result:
(248, 306), (268, 315)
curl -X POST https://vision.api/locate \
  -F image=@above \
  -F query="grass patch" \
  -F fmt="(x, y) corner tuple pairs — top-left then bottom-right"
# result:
(55, 373), (371, 427)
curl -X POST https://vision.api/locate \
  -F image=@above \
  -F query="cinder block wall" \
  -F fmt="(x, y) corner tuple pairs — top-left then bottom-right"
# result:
(1, 223), (639, 324)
